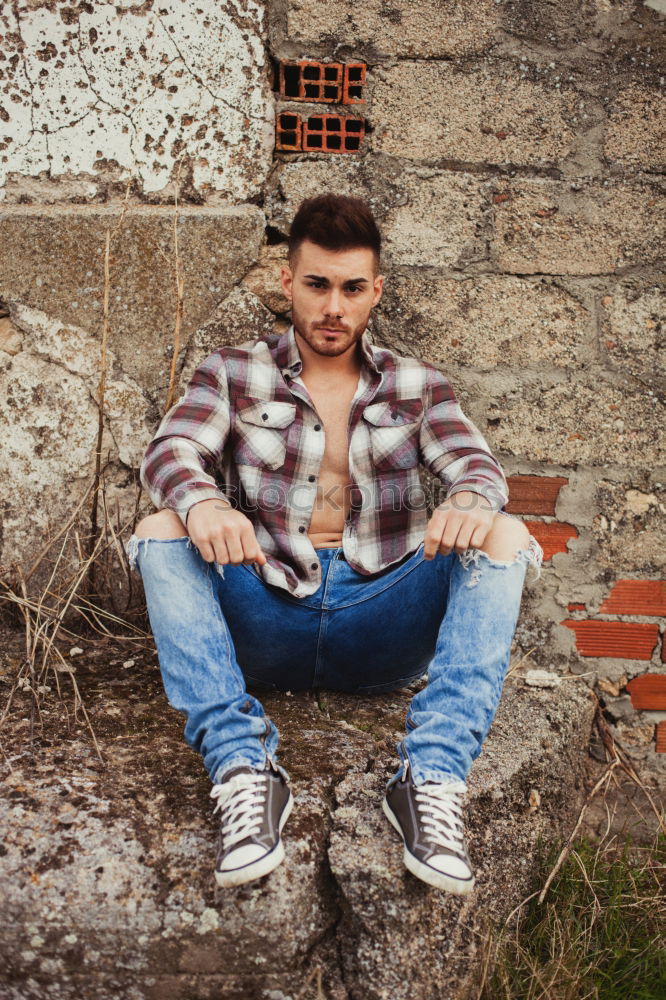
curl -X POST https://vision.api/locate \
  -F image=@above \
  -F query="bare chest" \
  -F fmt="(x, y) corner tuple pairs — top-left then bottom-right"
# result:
(303, 379), (358, 469)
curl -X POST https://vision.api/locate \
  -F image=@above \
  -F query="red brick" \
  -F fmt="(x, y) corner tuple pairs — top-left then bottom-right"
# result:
(279, 61), (343, 103)
(275, 112), (302, 151)
(343, 63), (366, 104)
(656, 721), (666, 753)
(561, 620), (659, 660)
(626, 673), (666, 710)
(525, 520), (577, 560)
(568, 603), (586, 612)
(662, 633), (666, 663)
(302, 114), (365, 153)
(599, 580), (666, 617)
(505, 475), (568, 516)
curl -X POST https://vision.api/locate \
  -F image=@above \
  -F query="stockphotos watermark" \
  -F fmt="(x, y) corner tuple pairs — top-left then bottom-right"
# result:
(175, 482), (503, 515)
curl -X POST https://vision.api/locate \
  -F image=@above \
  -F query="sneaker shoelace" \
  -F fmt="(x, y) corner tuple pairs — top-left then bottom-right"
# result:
(210, 772), (268, 850)
(415, 782), (467, 857)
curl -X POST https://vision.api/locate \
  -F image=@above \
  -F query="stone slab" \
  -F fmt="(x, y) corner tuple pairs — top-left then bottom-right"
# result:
(475, 367), (665, 469)
(493, 179), (666, 275)
(0, 302), (149, 569)
(591, 476), (666, 577)
(374, 274), (590, 372)
(268, 161), (490, 269)
(282, 0), (501, 59)
(0, 204), (265, 389)
(598, 283), (666, 393)
(0, 628), (594, 1000)
(372, 62), (575, 167)
(605, 86), (666, 171)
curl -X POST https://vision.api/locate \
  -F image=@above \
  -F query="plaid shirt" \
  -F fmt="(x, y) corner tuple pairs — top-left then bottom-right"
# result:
(140, 325), (508, 597)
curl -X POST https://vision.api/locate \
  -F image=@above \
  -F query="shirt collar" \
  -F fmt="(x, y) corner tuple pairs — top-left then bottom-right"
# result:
(276, 324), (381, 378)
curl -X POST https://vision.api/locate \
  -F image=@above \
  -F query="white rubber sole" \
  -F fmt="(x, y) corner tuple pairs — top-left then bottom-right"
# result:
(382, 797), (475, 895)
(215, 791), (293, 888)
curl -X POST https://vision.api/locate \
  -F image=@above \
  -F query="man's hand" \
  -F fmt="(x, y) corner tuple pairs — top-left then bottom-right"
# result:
(424, 490), (495, 560)
(186, 499), (267, 566)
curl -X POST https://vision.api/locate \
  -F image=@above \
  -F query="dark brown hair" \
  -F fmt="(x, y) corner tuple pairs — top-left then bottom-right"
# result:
(288, 194), (381, 266)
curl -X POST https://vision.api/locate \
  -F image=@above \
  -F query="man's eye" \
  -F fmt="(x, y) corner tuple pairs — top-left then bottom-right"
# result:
(347, 285), (361, 293)
(308, 281), (325, 289)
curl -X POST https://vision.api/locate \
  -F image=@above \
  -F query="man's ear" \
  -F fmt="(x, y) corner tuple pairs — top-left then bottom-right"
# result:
(372, 274), (384, 307)
(280, 264), (293, 301)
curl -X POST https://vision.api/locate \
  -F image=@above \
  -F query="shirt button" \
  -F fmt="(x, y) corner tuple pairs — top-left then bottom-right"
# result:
(261, 413), (268, 421)
(298, 526), (306, 533)
(314, 423), (321, 431)
(308, 475), (316, 482)
(310, 562), (318, 571)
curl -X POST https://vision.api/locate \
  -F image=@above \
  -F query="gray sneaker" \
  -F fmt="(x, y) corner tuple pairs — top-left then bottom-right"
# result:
(383, 762), (474, 894)
(211, 762), (293, 888)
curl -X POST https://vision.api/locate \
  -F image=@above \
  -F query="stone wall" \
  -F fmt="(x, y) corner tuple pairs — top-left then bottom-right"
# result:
(1, 0), (665, 765)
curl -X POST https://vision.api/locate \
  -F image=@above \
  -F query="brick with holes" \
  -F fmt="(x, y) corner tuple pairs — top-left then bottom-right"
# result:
(279, 61), (343, 103)
(343, 63), (367, 104)
(276, 112), (303, 152)
(302, 114), (365, 153)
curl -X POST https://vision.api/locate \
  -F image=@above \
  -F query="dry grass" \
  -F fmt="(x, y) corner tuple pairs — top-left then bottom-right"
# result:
(0, 170), (187, 759)
(0, 473), (152, 759)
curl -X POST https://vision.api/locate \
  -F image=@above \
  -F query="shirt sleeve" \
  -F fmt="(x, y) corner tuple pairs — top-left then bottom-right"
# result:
(140, 352), (233, 525)
(419, 366), (508, 512)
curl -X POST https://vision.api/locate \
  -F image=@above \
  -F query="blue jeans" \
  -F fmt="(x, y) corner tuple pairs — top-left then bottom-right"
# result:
(127, 517), (542, 787)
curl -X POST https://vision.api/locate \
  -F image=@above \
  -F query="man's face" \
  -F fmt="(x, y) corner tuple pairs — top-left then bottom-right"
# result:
(280, 239), (384, 361)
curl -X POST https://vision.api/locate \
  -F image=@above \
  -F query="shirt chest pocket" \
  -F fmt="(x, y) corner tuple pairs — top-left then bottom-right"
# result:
(233, 397), (297, 471)
(363, 399), (423, 471)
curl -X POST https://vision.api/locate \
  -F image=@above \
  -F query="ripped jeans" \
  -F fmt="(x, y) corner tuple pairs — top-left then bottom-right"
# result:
(127, 515), (542, 788)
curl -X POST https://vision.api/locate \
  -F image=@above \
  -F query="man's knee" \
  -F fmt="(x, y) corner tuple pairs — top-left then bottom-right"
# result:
(135, 509), (188, 540)
(480, 514), (530, 561)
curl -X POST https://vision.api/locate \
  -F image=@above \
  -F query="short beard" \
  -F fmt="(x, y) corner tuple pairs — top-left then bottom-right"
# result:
(291, 306), (368, 358)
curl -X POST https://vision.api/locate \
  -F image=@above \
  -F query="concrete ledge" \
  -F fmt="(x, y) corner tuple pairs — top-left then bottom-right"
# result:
(0, 633), (594, 1000)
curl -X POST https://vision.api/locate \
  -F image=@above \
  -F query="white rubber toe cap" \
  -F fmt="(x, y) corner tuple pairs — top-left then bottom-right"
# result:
(219, 843), (267, 872)
(429, 853), (472, 881)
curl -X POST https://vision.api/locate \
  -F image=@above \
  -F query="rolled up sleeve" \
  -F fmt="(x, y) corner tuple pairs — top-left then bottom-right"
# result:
(419, 368), (508, 512)
(140, 353), (233, 525)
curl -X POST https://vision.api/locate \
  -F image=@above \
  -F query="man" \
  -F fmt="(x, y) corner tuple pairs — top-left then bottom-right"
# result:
(128, 194), (542, 895)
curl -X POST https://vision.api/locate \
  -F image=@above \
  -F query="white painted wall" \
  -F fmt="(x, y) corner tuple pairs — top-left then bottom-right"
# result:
(0, 0), (273, 200)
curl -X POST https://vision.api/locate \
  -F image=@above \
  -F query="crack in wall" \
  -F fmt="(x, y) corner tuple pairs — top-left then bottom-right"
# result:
(2, 0), (273, 198)
(153, 10), (266, 127)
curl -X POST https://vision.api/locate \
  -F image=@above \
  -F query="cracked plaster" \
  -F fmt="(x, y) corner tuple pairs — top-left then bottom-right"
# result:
(0, 0), (273, 200)
(0, 302), (148, 563)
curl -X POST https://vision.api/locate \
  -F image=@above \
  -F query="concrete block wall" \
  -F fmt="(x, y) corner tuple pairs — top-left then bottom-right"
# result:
(0, 1), (664, 768)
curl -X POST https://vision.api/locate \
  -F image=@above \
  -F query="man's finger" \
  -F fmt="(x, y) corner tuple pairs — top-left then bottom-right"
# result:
(238, 524), (267, 565)
(238, 527), (266, 566)
(195, 538), (216, 563)
(244, 540), (268, 565)
(211, 536), (231, 565)
(438, 515), (464, 555)
(470, 524), (490, 549)
(451, 523), (475, 554)
(424, 526), (443, 560)
(224, 530), (246, 565)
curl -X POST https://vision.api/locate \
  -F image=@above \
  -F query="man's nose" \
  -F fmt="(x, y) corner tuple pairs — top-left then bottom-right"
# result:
(323, 288), (344, 317)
